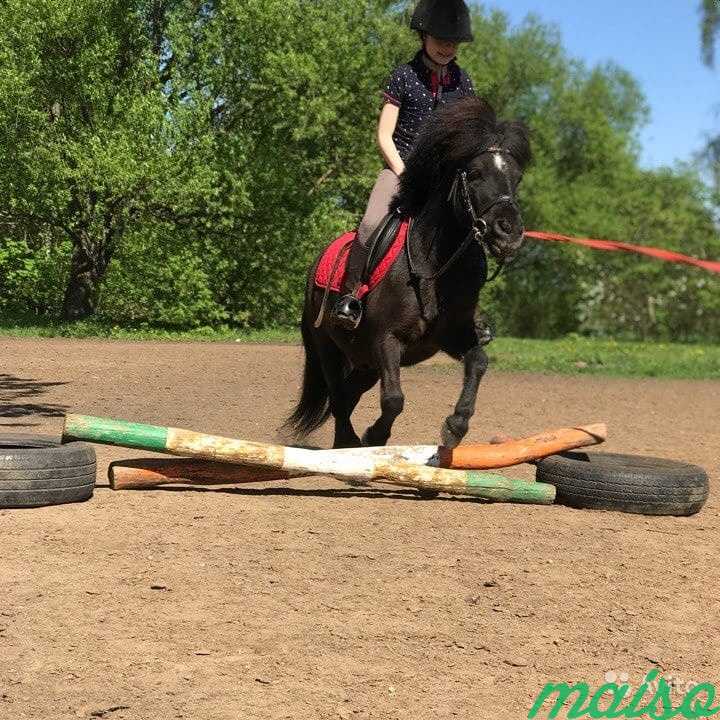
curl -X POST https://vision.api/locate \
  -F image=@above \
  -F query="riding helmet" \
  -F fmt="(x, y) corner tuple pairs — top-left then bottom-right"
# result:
(410, 0), (474, 43)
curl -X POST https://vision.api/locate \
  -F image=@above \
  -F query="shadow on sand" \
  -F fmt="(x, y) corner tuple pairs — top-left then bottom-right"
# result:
(0, 373), (69, 426)
(93, 482), (491, 504)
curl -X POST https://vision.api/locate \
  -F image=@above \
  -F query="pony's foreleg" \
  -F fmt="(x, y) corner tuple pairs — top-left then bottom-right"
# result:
(362, 335), (405, 447)
(441, 330), (489, 448)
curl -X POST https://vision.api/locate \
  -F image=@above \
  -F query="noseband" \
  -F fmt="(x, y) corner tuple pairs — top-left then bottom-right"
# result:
(408, 147), (520, 283)
(454, 163), (519, 241)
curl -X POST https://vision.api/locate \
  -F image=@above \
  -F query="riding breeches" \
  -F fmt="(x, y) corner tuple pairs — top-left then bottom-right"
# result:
(343, 169), (400, 292)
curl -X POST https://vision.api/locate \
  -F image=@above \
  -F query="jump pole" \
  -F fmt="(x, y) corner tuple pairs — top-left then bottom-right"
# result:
(433, 423), (605, 468)
(108, 459), (300, 489)
(108, 423), (605, 490)
(64, 414), (556, 504)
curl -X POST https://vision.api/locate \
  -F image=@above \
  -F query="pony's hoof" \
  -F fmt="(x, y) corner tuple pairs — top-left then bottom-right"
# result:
(361, 428), (387, 447)
(333, 436), (362, 449)
(441, 417), (467, 448)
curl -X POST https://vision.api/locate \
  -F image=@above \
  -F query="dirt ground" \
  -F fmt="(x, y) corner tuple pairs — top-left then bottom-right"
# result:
(0, 337), (718, 720)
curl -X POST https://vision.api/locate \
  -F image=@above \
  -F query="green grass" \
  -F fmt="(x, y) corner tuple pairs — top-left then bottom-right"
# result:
(483, 335), (720, 379)
(1, 313), (718, 379)
(0, 313), (299, 343)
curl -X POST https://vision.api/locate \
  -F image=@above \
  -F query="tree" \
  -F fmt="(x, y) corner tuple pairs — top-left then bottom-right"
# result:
(701, 0), (720, 67)
(698, 1), (720, 197)
(0, 0), (220, 320)
(0, 0), (414, 326)
(1, 1), (718, 339)
(110, 0), (418, 327)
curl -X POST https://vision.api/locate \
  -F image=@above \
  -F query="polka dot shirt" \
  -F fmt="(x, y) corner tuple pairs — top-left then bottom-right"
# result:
(382, 49), (476, 161)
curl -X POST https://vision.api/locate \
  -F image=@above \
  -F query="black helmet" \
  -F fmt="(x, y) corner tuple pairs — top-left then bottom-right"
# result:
(410, 0), (474, 43)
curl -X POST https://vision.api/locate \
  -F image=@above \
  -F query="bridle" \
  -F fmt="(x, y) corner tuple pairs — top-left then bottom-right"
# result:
(407, 147), (521, 283)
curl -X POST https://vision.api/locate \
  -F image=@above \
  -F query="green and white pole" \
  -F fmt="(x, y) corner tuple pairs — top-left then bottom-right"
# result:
(63, 414), (556, 505)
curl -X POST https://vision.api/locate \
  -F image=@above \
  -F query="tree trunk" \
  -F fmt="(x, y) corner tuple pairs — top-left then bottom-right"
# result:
(62, 239), (112, 321)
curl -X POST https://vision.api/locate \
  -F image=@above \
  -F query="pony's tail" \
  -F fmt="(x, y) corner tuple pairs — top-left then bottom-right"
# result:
(282, 310), (331, 439)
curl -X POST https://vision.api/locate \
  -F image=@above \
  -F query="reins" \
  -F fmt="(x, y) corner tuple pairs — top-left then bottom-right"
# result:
(406, 214), (481, 282)
(313, 149), (522, 330)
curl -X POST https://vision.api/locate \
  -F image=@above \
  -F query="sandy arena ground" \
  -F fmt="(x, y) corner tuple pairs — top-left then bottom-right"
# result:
(0, 337), (718, 720)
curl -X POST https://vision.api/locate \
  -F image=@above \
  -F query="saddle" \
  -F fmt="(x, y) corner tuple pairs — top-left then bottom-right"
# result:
(314, 213), (409, 300)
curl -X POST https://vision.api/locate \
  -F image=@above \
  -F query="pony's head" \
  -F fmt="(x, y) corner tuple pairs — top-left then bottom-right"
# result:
(392, 97), (531, 261)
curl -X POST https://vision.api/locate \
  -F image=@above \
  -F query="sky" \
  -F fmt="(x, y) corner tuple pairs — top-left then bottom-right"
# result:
(489, 0), (718, 169)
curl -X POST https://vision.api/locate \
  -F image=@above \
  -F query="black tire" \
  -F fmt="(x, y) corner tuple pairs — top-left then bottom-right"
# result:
(536, 451), (709, 516)
(0, 434), (96, 509)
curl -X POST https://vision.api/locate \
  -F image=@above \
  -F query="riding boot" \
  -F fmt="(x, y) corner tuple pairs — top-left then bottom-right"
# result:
(335, 239), (369, 329)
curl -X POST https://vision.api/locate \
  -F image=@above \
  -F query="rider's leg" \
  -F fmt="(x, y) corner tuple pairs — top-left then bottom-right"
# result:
(335, 169), (400, 328)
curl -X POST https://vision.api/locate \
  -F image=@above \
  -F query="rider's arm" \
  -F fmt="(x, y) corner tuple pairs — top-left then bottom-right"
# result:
(377, 103), (404, 177)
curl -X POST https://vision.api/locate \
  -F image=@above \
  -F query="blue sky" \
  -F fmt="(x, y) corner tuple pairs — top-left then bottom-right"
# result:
(490, 0), (718, 169)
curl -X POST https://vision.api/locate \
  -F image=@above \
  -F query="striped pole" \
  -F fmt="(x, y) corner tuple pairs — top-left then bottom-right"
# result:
(108, 423), (605, 489)
(64, 414), (556, 505)
(108, 447), (453, 490)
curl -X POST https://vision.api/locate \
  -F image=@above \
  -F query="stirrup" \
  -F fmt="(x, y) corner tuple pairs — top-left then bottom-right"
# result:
(334, 294), (363, 329)
(476, 320), (494, 346)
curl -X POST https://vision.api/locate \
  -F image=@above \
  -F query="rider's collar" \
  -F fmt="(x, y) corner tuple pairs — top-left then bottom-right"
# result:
(413, 49), (456, 83)
(421, 50), (450, 79)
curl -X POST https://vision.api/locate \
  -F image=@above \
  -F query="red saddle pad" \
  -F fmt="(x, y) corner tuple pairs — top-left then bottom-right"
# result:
(314, 219), (410, 300)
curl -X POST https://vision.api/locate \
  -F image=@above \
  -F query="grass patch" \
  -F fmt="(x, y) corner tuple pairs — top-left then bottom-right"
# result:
(1, 314), (718, 379)
(0, 313), (299, 344)
(485, 335), (720, 379)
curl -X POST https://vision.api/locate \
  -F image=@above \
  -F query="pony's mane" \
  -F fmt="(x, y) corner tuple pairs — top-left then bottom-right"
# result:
(391, 97), (531, 216)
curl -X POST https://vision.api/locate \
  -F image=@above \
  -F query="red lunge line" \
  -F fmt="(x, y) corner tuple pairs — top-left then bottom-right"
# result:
(524, 230), (720, 274)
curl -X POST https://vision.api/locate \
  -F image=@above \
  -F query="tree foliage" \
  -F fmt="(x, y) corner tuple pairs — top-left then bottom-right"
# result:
(701, 0), (720, 67)
(698, 0), (720, 205)
(1, 0), (718, 340)
(0, 0), (220, 319)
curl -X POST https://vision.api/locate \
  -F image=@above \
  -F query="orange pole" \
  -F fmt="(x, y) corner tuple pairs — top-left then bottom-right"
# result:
(437, 423), (606, 469)
(109, 459), (295, 489)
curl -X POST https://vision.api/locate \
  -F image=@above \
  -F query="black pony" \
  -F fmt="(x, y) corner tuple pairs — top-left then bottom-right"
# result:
(285, 98), (531, 449)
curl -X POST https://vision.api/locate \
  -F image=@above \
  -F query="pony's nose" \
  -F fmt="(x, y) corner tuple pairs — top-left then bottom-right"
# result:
(493, 217), (524, 253)
(494, 218), (513, 237)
